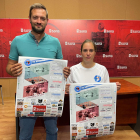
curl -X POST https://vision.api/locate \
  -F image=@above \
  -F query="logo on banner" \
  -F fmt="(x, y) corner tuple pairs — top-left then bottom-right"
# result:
(118, 42), (128, 45)
(0, 54), (4, 57)
(65, 42), (75, 45)
(49, 29), (60, 33)
(103, 54), (113, 58)
(76, 54), (82, 58)
(104, 29), (114, 33)
(94, 75), (101, 82)
(95, 42), (102, 45)
(117, 65), (127, 69)
(128, 54), (138, 57)
(24, 59), (32, 66)
(75, 86), (81, 92)
(0, 29), (3, 32)
(33, 106), (46, 112)
(130, 29), (140, 33)
(21, 28), (31, 32)
(76, 29), (87, 33)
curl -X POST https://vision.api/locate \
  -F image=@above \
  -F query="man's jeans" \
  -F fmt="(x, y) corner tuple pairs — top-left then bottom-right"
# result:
(19, 117), (58, 140)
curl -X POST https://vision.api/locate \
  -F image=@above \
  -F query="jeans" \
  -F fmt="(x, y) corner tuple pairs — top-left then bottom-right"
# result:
(19, 117), (58, 140)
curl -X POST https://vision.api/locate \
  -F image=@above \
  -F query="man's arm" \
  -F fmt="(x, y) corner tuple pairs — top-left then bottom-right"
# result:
(6, 59), (22, 77)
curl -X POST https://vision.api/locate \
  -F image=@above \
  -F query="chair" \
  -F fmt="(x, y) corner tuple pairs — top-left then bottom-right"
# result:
(0, 85), (4, 105)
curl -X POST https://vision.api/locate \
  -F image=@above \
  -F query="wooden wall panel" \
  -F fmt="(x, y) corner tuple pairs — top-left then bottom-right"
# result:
(126, 0), (140, 20)
(5, 0), (30, 18)
(53, 0), (79, 19)
(0, 0), (6, 18)
(79, 0), (103, 19)
(0, 79), (10, 97)
(29, 0), (56, 19)
(102, 0), (127, 19)
(9, 79), (17, 97)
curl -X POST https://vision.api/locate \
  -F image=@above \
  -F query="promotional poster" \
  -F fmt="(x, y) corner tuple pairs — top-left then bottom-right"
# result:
(70, 83), (117, 139)
(15, 56), (67, 117)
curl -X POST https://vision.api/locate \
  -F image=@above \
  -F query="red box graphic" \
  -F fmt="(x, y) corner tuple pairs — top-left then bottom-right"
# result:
(86, 129), (98, 135)
(33, 105), (46, 112)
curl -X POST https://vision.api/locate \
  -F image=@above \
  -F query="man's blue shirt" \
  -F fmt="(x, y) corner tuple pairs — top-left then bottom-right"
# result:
(9, 32), (63, 60)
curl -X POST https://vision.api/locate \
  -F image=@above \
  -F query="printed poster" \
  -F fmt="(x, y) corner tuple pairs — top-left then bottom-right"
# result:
(15, 56), (67, 117)
(70, 83), (117, 139)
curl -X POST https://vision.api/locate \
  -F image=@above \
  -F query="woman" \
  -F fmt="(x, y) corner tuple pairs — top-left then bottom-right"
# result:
(66, 39), (121, 92)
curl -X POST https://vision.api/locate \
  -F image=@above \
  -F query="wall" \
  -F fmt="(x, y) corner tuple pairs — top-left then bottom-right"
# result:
(0, 0), (140, 97)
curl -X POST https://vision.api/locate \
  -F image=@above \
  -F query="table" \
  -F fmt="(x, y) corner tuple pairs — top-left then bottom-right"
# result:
(58, 79), (140, 125)
(110, 79), (140, 125)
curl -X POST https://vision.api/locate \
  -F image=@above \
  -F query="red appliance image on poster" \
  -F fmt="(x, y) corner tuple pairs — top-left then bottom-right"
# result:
(0, 19), (140, 77)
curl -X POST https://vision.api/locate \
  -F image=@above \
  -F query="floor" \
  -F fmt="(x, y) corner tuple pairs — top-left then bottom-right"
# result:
(0, 98), (140, 140)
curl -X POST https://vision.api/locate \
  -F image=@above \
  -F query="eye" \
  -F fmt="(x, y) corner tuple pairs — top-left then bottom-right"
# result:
(41, 17), (46, 21)
(83, 49), (87, 52)
(89, 49), (94, 52)
(33, 16), (38, 20)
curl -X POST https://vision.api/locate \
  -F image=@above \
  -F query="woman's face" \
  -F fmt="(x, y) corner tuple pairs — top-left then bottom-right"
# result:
(81, 42), (96, 63)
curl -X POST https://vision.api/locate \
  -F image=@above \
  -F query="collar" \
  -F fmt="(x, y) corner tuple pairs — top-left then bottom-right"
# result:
(29, 31), (47, 41)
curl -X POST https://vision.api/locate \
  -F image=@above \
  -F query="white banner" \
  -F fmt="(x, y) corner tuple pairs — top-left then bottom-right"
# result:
(15, 56), (67, 117)
(70, 83), (117, 139)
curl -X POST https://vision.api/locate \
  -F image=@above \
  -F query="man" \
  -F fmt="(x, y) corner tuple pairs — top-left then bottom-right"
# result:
(6, 3), (70, 140)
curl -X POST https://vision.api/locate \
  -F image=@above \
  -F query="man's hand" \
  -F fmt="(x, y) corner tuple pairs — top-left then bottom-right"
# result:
(10, 63), (22, 77)
(65, 84), (70, 94)
(116, 82), (121, 91)
(6, 59), (23, 77)
(63, 67), (70, 79)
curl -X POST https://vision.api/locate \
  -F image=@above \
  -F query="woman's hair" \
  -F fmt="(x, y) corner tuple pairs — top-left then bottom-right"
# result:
(81, 39), (97, 52)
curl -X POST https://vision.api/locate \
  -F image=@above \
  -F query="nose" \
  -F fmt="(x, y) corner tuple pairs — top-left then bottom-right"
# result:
(87, 50), (90, 55)
(37, 18), (41, 23)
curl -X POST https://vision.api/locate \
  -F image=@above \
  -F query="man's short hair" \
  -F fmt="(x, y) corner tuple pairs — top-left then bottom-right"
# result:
(81, 39), (97, 52)
(29, 3), (48, 19)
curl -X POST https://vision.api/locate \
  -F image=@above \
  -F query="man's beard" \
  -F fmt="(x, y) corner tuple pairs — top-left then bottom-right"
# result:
(32, 25), (45, 34)
(32, 26), (45, 34)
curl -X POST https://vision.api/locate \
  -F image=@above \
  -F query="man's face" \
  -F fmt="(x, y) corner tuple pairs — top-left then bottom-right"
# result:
(29, 8), (48, 34)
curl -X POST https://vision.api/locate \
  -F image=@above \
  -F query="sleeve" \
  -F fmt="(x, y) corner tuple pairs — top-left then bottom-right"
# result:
(9, 37), (19, 61)
(104, 67), (110, 83)
(56, 38), (63, 59)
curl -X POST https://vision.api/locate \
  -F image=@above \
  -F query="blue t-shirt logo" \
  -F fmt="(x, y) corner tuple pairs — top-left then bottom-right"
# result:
(94, 75), (101, 82)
